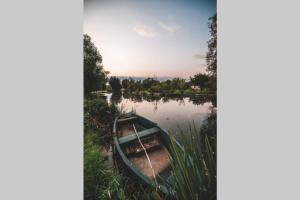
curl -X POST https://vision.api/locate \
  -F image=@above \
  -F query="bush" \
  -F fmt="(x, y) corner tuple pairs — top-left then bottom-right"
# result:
(84, 98), (117, 148)
(173, 90), (181, 95)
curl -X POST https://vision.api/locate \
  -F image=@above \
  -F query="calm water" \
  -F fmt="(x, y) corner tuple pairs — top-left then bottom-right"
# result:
(105, 92), (216, 134)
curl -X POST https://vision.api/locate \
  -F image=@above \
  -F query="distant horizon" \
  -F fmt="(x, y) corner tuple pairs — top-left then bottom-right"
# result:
(84, 0), (216, 78)
(108, 74), (198, 79)
(111, 75), (189, 82)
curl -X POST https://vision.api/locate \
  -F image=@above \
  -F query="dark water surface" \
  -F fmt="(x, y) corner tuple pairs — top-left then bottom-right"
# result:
(105, 92), (216, 134)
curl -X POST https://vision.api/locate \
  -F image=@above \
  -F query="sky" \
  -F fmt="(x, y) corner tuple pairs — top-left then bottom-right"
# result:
(84, 0), (216, 78)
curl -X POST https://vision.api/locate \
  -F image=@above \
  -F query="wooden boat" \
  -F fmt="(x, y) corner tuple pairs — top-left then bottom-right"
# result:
(113, 113), (181, 195)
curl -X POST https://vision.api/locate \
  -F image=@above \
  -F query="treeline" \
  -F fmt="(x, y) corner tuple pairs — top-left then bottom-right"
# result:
(108, 74), (215, 94)
(84, 12), (216, 96)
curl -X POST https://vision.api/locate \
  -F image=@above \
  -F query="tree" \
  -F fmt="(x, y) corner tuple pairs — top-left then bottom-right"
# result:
(84, 34), (108, 96)
(206, 14), (217, 77)
(121, 79), (129, 90)
(190, 73), (210, 89)
(109, 76), (122, 91)
(135, 80), (143, 91)
(127, 78), (136, 91)
(142, 78), (159, 89)
(171, 78), (185, 90)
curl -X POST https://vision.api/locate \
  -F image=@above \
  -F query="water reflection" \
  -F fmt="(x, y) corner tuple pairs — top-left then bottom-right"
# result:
(116, 92), (216, 107)
(111, 91), (122, 105)
(105, 92), (216, 134)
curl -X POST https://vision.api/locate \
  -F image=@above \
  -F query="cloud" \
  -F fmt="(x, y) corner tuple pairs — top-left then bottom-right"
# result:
(167, 14), (175, 20)
(133, 24), (156, 38)
(158, 21), (180, 33)
(194, 53), (206, 60)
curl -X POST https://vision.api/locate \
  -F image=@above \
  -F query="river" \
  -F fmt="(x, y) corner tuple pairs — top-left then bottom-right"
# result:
(104, 92), (216, 135)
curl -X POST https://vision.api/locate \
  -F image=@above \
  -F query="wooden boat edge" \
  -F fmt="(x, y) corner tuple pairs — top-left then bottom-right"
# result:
(113, 113), (171, 195)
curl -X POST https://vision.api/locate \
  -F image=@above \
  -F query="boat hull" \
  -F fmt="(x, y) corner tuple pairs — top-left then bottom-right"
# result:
(113, 113), (180, 195)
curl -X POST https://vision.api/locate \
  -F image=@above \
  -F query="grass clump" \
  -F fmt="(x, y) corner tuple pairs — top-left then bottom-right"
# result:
(84, 131), (126, 200)
(167, 111), (216, 200)
(149, 110), (216, 200)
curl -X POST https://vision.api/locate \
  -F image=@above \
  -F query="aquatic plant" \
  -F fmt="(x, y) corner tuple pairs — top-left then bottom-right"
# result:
(167, 125), (216, 200)
(164, 109), (216, 199)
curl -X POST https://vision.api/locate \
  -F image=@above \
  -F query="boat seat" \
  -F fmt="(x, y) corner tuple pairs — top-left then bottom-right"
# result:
(118, 127), (160, 145)
(126, 142), (162, 157)
(117, 116), (138, 123)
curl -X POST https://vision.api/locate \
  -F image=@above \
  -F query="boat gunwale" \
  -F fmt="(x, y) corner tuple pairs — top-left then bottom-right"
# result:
(113, 113), (170, 194)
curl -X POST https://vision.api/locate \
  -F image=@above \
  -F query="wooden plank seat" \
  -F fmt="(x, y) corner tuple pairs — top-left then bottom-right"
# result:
(126, 142), (162, 157)
(125, 135), (161, 156)
(118, 127), (160, 145)
(117, 116), (138, 123)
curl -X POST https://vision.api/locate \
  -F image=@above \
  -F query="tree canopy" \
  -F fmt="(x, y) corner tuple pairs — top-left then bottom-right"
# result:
(190, 73), (210, 88)
(109, 76), (122, 91)
(206, 14), (217, 77)
(84, 34), (108, 96)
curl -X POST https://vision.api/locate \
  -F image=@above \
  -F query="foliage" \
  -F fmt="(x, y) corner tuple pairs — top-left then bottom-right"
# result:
(84, 34), (108, 96)
(84, 97), (126, 200)
(119, 77), (206, 94)
(122, 79), (129, 90)
(208, 77), (216, 93)
(165, 112), (216, 200)
(109, 76), (122, 91)
(111, 91), (122, 105)
(190, 73), (210, 89)
(171, 78), (186, 90)
(206, 14), (217, 77)
(84, 131), (126, 200)
(188, 14), (216, 92)
(142, 78), (160, 89)
(84, 98), (117, 148)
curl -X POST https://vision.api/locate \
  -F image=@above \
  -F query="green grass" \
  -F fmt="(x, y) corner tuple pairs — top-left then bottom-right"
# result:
(167, 126), (216, 200)
(146, 113), (216, 200)
(84, 130), (126, 200)
(138, 116), (216, 200)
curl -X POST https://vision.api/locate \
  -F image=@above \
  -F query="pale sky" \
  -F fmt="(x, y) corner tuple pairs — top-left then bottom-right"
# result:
(84, 0), (216, 78)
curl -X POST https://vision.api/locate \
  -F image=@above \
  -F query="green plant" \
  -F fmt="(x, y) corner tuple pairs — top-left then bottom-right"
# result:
(109, 76), (122, 91)
(84, 131), (126, 200)
(84, 34), (108, 96)
(165, 124), (216, 200)
(84, 98), (117, 149)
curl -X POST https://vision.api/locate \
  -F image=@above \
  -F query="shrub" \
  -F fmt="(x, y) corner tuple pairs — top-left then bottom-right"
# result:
(84, 98), (117, 148)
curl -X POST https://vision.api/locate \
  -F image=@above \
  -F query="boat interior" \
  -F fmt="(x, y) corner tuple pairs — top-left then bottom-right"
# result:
(116, 114), (171, 182)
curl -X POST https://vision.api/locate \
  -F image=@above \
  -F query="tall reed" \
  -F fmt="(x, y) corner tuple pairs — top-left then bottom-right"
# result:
(151, 111), (216, 200)
(167, 125), (216, 200)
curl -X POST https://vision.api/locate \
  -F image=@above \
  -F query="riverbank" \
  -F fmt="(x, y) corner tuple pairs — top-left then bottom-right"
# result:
(125, 89), (216, 95)
(93, 89), (216, 96)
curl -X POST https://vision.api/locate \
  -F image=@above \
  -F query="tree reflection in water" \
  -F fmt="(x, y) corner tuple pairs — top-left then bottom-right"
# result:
(110, 92), (216, 109)
(110, 91), (122, 105)
(107, 91), (216, 134)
